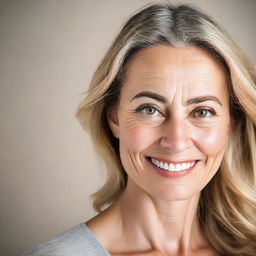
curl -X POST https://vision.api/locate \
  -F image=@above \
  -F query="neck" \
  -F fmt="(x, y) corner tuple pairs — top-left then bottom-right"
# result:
(116, 178), (208, 255)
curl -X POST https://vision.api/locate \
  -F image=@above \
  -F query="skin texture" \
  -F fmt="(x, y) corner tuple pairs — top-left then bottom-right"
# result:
(87, 45), (230, 256)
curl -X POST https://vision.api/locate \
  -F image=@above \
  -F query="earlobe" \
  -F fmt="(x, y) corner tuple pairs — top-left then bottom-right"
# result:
(107, 108), (120, 139)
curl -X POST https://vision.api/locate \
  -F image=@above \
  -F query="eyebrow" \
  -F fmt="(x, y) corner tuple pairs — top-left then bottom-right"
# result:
(186, 95), (223, 106)
(131, 91), (167, 103)
(131, 91), (223, 106)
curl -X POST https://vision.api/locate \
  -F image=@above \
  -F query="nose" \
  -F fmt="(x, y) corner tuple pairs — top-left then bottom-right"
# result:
(160, 117), (193, 153)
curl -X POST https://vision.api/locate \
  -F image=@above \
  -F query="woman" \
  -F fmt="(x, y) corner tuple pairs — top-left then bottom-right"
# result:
(24, 3), (256, 256)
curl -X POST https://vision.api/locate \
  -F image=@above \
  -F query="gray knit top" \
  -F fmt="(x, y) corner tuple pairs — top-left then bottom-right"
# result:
(22, 223), (111, 256)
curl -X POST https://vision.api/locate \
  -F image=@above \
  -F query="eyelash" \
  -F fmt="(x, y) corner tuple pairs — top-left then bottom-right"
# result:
(135, 104), (217, 118)
(191, 107), (217, 118)
(135, 104), (163, 116)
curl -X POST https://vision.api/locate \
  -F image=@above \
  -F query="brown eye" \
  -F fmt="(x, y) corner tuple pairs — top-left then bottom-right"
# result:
(193, 108), (215, 118)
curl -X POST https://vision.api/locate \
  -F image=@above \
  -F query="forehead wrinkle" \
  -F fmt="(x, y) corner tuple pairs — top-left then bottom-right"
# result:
(184, 58), (228, 83)
(126, 68), (170, 83)
(123, 45), (229, 108)
(126, 48), (176, 83)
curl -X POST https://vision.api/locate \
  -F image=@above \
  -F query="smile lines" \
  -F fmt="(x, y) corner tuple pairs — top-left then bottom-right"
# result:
(151, 157), (197, 172)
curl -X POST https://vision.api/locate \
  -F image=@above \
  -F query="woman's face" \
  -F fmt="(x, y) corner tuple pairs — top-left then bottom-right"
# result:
(108, 45), (231, 201)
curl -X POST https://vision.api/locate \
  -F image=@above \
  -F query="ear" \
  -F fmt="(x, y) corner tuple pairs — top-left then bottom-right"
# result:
(107, 107), (120, 139)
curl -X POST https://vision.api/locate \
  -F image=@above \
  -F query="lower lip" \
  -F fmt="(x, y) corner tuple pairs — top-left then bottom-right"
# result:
(147, 158), (199, 178)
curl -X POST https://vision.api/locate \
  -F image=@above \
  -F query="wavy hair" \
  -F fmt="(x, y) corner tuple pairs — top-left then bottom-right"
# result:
(76, 3), (256, 255)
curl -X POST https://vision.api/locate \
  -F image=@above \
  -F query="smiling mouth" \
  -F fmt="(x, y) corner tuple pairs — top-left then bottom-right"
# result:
(149, 157), (199, 172)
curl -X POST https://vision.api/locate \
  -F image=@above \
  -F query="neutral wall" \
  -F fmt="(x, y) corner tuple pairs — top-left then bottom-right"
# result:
(0, 0), (255, 255)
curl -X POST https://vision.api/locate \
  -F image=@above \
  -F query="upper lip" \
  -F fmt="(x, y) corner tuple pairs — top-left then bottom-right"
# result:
(149, 156), (199, 165)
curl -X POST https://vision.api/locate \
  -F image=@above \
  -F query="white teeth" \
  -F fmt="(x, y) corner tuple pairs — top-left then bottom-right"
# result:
(176, 164), (181, 171)
(151, 158), (197, 172)
(169, 163), (174, 171)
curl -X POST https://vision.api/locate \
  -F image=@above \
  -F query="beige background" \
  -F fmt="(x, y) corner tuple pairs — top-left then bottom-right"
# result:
(0, 0), (255, 255)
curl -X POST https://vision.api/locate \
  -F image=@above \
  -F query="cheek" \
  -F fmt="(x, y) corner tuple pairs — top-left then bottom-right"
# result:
(119, 120), (158, 152)
(194, 128), (229, 156)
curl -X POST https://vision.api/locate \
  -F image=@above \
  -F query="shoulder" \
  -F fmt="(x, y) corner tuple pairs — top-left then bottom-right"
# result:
(22, 223), (109, 256)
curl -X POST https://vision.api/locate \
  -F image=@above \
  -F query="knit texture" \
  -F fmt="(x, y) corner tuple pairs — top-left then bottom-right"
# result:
(22, 223), (111, 256)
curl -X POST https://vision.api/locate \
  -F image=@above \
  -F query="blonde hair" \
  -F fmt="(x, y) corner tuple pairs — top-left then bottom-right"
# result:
(76, 3), (256, 255)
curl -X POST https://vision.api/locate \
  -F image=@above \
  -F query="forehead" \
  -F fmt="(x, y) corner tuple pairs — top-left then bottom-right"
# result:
(123, 45), (228, 97)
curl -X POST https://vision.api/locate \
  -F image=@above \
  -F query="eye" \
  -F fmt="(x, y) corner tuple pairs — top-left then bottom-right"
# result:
(192, 108), (216, 118)
(135, 104), (162, 116)
(144, 107), (157, 115)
